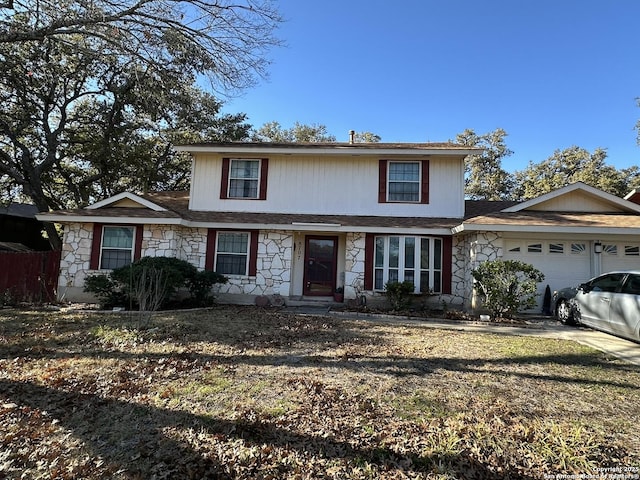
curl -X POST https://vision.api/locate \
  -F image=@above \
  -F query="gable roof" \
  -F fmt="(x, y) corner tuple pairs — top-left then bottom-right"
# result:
(502, 182), (640, 214)
(86, 192), (168, 211)
(455, 182), (640, 234)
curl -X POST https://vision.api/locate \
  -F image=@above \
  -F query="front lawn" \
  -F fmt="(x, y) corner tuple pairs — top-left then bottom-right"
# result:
(1, 306), (638, 479)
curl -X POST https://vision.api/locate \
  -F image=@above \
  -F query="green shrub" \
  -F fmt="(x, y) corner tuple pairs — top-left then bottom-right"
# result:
(112, 257), (196, 307)
(385, 280), (415, 310)
(187, 270), (228, 307)
(84, 256), (227, 310)
(471, 259), (544, 319)
(83, 274), (128, 309)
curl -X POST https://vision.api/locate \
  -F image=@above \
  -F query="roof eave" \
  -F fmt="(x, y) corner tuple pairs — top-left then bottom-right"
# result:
(174, 144), (482, 157)
(454, 223), (640, 235)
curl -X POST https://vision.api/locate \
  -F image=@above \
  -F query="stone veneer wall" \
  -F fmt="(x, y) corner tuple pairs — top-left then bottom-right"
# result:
(460, 232), (504, 310)
(344, 232), (366, 299)
(58, 223), (501, 310)
(215, 230), (293, 296)
(143, 226), (208, 270)
(58, 223), (95, 297)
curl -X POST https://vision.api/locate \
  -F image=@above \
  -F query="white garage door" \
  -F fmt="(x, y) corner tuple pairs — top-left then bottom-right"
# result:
(503, 239), (592, 309)
(601, 242), (640, 272)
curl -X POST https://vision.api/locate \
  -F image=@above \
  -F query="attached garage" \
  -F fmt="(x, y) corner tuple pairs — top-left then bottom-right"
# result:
(601, 242), (640, 272)
(457, 183), (640, 312)
(503, 236), (594, 294)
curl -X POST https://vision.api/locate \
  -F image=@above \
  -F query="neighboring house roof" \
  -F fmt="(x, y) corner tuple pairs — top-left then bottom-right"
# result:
(174, 141), (482, 157)
(0, 202), (40, 218)
(0, 241), (33, 252)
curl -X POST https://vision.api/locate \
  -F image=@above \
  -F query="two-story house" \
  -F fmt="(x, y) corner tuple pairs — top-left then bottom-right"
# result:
(39, 141), (640, 311)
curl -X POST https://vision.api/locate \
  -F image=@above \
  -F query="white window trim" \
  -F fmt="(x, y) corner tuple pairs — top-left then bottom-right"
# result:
(387, 161), (421, 203)
(99, 225), (135, 270)
(228, 158), (261, 199)
(214, 231), (250, 276)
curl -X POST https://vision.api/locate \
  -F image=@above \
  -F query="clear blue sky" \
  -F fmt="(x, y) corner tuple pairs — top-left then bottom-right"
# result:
(222, 0), (640, 173)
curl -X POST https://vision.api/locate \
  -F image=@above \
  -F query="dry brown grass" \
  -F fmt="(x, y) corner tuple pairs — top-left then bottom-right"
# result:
(1, 306), (639, 479)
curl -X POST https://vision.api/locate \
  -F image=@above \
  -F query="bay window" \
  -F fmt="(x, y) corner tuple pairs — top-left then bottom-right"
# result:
(374, 235), (442, 293)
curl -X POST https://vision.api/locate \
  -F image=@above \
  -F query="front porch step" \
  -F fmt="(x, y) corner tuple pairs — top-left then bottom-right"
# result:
(286, 296), (337, 307)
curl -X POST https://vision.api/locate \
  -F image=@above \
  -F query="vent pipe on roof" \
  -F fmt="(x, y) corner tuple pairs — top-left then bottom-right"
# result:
(349, 130), (355, 144)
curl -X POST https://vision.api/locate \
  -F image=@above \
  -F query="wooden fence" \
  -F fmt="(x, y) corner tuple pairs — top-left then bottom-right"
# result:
(0, 250), (61, 303)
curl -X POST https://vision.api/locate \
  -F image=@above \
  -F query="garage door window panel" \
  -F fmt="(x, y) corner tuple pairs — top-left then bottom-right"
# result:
(571, 243), (586, 255)
(625, 246), (639, 256)
(549, 243), (564, 254)
(527, 243), (542, 254)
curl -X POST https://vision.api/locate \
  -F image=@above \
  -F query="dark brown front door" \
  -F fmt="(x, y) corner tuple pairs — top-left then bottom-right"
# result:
(303, 236), (338, 296)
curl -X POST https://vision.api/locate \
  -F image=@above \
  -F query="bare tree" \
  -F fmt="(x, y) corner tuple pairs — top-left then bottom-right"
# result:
(0, 0), (282, 91)
(0, 1), (280, 249)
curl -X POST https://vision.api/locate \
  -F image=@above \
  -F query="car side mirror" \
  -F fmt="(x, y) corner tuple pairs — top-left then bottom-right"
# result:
(578, 283), (592, 293)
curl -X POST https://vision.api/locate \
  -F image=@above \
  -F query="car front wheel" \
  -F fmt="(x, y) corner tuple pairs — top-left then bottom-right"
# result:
(556, 300), (576, 326)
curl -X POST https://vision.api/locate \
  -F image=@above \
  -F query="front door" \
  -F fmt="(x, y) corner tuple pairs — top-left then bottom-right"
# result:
(303, 236), (338, 296)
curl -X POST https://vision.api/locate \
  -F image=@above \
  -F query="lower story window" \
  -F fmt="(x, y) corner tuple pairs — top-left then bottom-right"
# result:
(215, 232), (249, 275)
(100, 226), (134, 269)
(374, 236), (442, 293)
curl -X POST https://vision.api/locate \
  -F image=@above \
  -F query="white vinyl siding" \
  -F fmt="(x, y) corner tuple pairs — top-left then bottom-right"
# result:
(189, 154), (465, 218)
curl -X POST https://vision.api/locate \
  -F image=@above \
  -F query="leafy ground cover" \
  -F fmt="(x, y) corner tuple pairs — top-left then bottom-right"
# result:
(1, 306), (638, 479)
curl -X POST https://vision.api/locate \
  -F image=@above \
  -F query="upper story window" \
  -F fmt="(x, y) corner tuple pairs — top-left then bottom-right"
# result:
(378, 159), (429, 204)
(221, 158), (269, 200)
(388, 162), (420, 202)
(229, 160), (259, 198)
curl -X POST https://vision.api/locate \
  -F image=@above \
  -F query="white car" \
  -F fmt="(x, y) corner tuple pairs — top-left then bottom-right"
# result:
(569, 271), (640, 343)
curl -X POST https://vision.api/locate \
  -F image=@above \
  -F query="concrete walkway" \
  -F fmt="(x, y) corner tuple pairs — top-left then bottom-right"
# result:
(284, 305), (640, 367)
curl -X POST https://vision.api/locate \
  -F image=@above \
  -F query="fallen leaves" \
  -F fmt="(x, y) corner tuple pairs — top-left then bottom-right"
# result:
(0, 306), (638, 479)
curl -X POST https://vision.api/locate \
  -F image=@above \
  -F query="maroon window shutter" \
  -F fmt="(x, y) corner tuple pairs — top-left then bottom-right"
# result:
(133, 225), (143, 261)
(248, 230), (259, 276)
(378, 160), (387, 203)
(259, 158), (269, 200)
(364, 233), (375, 290)
(421, 160), (430, 204)
(442, 235), (452, 294)
(205, 229), (217, 271)
(90, 223), (103, 269)
(220, 158), (230, 199)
